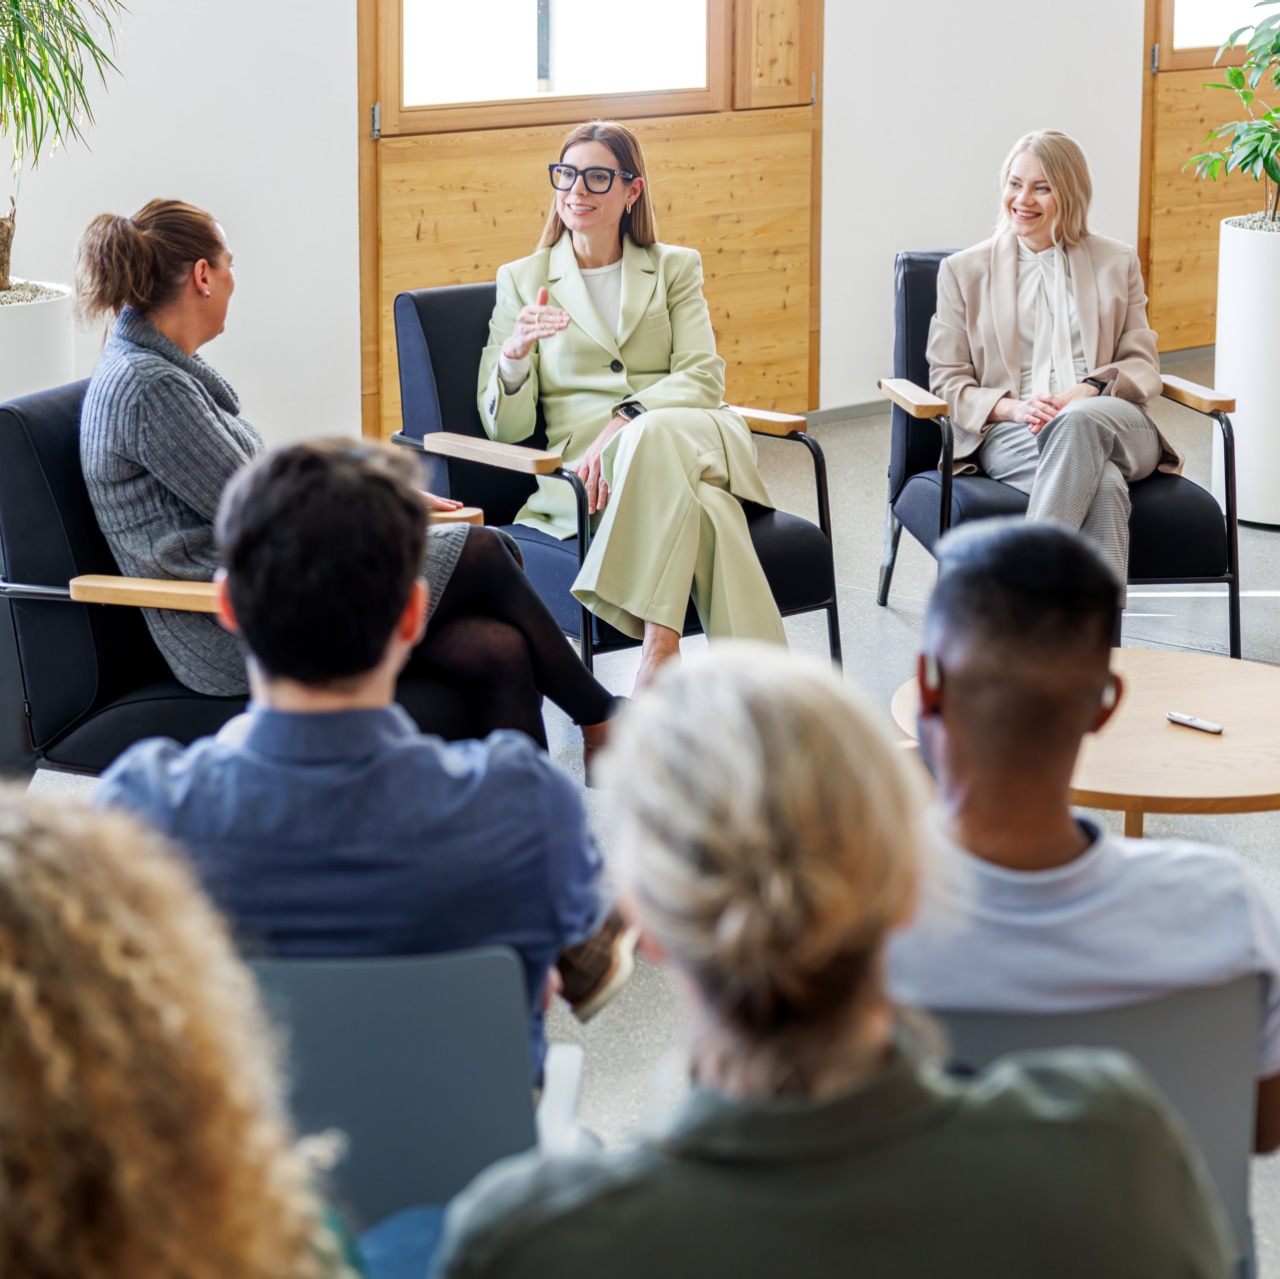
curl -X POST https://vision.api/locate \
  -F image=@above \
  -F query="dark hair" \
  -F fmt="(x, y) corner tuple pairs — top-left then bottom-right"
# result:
(74, 198), (226, 321)
(537, 119), (657, 250)
(215, 441), (427, 685)
(928, 520), (1119, 656)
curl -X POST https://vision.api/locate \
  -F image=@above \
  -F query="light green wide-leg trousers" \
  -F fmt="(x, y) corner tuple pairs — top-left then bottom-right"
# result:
(571, 407), (788, 645)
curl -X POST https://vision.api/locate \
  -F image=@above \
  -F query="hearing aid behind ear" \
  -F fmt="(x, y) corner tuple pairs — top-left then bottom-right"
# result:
(1100, 677), (1117, 710)
(922, 653), (941, 692)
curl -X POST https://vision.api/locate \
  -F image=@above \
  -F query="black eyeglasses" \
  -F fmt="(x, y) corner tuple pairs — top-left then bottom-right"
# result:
(548, 163), (635, 194)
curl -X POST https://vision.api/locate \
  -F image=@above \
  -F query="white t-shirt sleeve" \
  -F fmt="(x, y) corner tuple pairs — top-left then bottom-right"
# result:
(498, 353), (531, 394)
(1241, 865), (1280, 1076)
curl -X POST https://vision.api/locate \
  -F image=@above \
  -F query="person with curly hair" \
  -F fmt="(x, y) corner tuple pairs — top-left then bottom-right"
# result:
(0, 786), (360, 1279)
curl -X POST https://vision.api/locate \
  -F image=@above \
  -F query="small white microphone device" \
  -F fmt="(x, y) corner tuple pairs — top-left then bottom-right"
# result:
(1166, 711), (1223, 735)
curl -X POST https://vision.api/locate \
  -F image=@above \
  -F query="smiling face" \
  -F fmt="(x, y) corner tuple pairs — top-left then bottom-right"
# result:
(1003, 149), (1058, 251)
(555, 140), (644, 241)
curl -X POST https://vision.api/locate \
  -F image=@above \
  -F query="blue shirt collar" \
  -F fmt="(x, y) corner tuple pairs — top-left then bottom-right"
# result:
(232, 702), (420, 763)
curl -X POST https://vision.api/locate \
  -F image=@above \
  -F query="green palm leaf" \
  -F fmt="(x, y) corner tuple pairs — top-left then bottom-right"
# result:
(1, 0), (127, 174)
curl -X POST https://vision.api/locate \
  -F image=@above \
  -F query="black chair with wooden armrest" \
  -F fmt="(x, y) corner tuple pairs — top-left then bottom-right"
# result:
(0, 382), (470, 776)
(390, 282), (841, 674)
(875, 250), (1241, 658)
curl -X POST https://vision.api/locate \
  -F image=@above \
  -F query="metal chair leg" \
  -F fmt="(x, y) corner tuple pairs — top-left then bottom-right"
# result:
(826, 599), (843, 668)
(1228, 575), (1242, 660)
(877, 505), (902, 606)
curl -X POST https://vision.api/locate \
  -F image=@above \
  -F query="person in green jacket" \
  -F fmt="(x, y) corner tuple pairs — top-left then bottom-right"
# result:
(433, 645), (1235, 1279)
(479, 121), (787, 692)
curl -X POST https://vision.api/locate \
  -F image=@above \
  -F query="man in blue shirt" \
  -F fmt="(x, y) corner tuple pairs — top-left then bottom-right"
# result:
(97, 440), (633, 1077)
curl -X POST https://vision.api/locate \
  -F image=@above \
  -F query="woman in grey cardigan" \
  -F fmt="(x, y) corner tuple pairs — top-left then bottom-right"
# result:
(75, 200), (617, 755)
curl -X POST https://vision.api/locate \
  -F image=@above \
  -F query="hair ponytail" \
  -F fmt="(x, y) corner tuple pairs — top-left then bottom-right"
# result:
(75, 198), (224, 322)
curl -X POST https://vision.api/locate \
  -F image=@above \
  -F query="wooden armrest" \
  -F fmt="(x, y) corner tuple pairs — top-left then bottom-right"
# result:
(878, 378), (948, 419)
(420, 432), (563, 475)
(430, 505), (485, 526)
(1160, 374), (1236, 415)
(70, 575), (220, 613)
(729, 405), (809, 437)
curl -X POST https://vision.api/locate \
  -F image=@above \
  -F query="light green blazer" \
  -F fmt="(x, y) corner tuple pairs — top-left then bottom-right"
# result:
(478, 233), (771, 537)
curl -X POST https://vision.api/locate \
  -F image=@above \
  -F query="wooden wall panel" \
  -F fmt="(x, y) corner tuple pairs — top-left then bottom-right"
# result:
(733, 0), (813, 110)
(377, 107), (812, 438)
(1148, 69), (1271, 351)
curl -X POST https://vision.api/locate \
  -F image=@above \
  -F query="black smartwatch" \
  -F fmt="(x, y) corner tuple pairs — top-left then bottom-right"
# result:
(1083, 377), (1108, 394)
(616, 402), (645, 421)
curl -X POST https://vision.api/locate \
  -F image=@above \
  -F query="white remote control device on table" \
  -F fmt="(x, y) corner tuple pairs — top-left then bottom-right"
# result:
(1167, 711), (1223, 735)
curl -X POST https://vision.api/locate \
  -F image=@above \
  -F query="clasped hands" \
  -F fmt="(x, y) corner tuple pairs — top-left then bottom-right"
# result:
(503, 285), (631, 516)
(997, 380), (1102, 435)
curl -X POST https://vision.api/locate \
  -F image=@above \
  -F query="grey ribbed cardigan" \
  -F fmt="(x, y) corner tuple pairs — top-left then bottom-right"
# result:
(81, 310), (466, 696)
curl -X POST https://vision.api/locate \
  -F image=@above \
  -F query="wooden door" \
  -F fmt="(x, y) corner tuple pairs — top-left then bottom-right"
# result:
(1143, 0), (1267, 351)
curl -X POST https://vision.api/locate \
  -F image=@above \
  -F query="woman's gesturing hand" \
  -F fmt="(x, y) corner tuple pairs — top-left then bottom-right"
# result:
(502, 286), (571, 361)
(575, 413), (630, 515)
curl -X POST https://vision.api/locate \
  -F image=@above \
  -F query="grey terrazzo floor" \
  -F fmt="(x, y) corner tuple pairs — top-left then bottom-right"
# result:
(26, 345), (1280, 1272)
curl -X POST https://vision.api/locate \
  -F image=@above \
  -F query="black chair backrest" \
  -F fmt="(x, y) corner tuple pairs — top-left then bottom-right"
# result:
(0, 382), (169, 750)
(394, 283), (549, 526)
(888, 250), (956, 505)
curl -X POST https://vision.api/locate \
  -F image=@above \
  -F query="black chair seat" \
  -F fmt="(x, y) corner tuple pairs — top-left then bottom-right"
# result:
(42, 681), (248, 774)
(1128, 473), (1230, 580)
(895, 469), (1230, 580)
(895, 473), (1029, 556)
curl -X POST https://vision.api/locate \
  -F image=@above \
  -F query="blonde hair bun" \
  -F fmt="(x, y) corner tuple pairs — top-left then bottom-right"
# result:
(599, 645), (923, 1042)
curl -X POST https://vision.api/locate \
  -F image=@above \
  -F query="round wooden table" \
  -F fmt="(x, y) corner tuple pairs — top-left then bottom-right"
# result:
(890, 647), (1280, 837)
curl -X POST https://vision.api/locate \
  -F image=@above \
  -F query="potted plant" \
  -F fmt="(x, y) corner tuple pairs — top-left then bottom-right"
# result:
(0, 0), (126, 401)
(1187, 0), (1280, 522)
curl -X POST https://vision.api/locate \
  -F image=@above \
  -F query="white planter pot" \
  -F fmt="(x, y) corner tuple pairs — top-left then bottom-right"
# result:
(0, 281), (74, 403)
(1212, 221), (1280, 524)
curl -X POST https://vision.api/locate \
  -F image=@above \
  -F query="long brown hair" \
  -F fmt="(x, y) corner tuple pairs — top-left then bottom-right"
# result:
(75, 198), (226, 321)
(537, 120), (658, 250)
(0, 787), (352, 1279)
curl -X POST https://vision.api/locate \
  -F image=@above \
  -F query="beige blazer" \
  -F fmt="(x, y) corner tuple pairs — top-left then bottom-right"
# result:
(926, 231), (1179, 472)
(478, 233), (769, 536)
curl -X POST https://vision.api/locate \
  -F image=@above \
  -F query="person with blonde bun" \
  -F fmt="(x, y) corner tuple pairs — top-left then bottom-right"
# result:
(480, 121), (786, 693)
(432, 646), (1233, 1279)
(928, 129), (1181, 597)
(0, 785), (360, 1279)
(76, 199), (619, 761)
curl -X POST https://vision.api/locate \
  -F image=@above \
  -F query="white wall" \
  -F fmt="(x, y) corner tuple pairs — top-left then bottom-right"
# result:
(820, 0), (1146, 410)
(2, 0), (359, 446)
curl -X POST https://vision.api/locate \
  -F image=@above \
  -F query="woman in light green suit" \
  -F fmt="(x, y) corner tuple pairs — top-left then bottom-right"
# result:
(478, 120), (786, 690)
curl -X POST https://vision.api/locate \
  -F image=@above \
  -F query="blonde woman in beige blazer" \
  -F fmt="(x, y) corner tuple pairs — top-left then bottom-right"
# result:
(927, 129), (1180, 594)
(479, 121), (785, 691)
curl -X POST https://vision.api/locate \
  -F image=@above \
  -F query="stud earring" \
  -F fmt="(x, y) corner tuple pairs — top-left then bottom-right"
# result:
(203, 289), (211, 297)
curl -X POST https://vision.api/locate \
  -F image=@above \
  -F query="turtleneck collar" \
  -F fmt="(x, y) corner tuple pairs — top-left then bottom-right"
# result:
(110, 307), (241, 416)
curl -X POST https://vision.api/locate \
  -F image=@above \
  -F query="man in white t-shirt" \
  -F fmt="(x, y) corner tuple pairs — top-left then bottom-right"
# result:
(886, 519), (1280, 1152)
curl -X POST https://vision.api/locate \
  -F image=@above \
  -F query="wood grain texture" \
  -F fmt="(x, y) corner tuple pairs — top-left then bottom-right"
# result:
(892, 648), (1280, 830)
(381, 0), (731, 135)
(733, 0), (813, 110)
(734, 404), (808, 435)
(430, 506), (485, 525)
(1162, 373), (1236, 414)
(878, 377), (947, 418)
(1148, 69), (1271, 350)
(376, 108), (813, 437)
(70, 576), (220, 613)
(419, 432), (563, 474)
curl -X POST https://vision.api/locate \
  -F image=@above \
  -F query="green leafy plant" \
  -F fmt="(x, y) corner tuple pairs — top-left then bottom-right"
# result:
(0, 0), (127, 289)
(1186, 0), (1280, 222)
